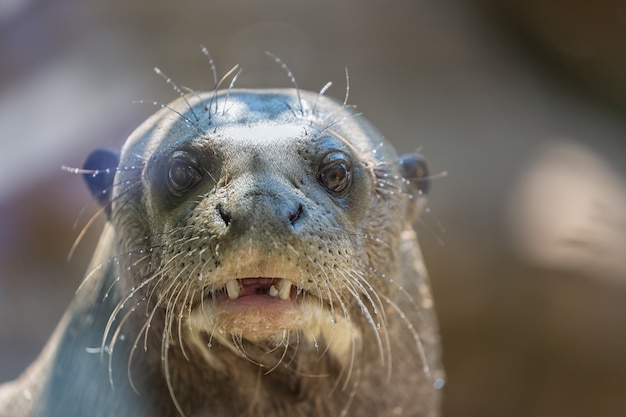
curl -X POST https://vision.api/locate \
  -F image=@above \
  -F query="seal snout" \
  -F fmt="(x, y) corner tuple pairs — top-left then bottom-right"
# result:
(215, 187), (306, 235)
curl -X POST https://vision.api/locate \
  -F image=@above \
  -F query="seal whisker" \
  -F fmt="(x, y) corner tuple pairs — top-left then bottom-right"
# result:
(231, 335), (270, 369)
(170, 272), (194, 361)
(215, 65), (241, 107)
(339, 269), (387, 369)
(163, 280), (185, 350)
(128, 318), (151, 394)
(143, 290), (164, 351)
(134, 100), (208, 137)
(264, 330), (290, 374)
(106, 302), (137, 389)
(345, 268), (393, 380)
(181, 86), (208, 114)
(347, 267), (389, 323)
(106, 178), (144, 210)
(102, 272), (124, 304)
(206, 63), (241, 120)
(143, 267), (174, 314)
(378, 292), (433, 379)
(137, 266), (180, 335)
(153, 67), (199, 123)
(200, 46), (218, 113)
(183, 259), (206, 331)
(324, 279), (359, 392)
(67, 176), (144, 263)
(310, 81), (333, 122)
(222, 67), (243, 116)
(205, 320), (220, 350)
(101, 270), (158, 359)
(111, 260), (167, 308)
(323, 68), (351, 130)
(346, 259), (390, 325)
(287, 329), (301, 368)
(322, 223), (391, 250)
(265, 51), (304, 116)
(162, 299), (187, 417)
(374, 175), (429, 200)
(76, 254), (117, 296)
(317, 69), (353, 135)
(308, 260), (329, 313)
(200, 46), (218, 86)
(312, 264), (342, 360)
(67, 203), (110, 262)
(100, 280), (125, 347)
(230, 333), (247, 363)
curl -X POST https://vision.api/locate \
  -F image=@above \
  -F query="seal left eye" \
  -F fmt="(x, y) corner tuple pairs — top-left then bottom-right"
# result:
(168, 157), (202, 196)
(318, 152), (352, 196)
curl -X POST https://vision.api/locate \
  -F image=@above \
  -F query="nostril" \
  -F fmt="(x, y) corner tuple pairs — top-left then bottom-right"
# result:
(217, 203), (231, 226)
(289, 204), (304, 226)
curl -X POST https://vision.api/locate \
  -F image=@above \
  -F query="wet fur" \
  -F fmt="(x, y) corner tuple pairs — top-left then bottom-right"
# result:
(0, 57), (442, 417)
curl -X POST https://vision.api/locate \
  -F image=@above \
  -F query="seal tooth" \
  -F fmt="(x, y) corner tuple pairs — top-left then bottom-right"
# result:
(268, 285), (279, 297)
(226, 280), (240, 300)
(277, 279), (292, 300)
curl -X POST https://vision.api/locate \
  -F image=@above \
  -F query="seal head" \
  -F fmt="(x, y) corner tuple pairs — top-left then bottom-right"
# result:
(5, 87), (440, 417)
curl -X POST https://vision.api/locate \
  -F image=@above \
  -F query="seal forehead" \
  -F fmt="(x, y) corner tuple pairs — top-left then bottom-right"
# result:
(217, 123), (306, 146)
(203, 91), (302, 123)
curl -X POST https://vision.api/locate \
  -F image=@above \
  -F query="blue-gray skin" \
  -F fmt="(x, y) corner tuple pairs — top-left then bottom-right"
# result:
(0, 89), (443, 417)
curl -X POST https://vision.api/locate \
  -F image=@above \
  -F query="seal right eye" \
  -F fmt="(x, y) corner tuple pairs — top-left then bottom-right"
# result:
(168, 156), (202, 197)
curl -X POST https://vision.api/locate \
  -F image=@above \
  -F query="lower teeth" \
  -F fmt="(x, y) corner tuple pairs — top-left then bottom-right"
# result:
(268, 285), (279, 297)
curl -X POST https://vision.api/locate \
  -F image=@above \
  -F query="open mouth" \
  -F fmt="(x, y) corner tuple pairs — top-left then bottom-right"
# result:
(199, 278), (307, 338)
(222, 277), (295, 301)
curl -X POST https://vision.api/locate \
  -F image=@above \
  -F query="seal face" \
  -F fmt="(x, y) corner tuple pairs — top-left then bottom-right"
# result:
(0, 85), (442, 417)
(119, 91), (379, 345)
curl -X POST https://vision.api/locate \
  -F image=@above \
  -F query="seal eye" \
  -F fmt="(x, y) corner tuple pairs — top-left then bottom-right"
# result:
(318, 152), (352, 196)
(168, 157), (202, 196)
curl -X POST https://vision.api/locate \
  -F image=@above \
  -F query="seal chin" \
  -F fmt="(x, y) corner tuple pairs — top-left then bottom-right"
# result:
(215, 302), (303, 340)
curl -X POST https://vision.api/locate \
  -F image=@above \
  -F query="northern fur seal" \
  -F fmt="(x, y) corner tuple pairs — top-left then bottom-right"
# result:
(0, 67), (443, 416)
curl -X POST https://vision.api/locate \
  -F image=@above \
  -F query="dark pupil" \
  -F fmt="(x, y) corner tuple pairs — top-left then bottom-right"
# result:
(170, 162), (195, 190)
(322, 163), (348, 191)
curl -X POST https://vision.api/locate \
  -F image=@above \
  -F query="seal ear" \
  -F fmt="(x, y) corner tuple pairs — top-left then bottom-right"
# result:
(397, 153), (429, 221)
(83, 148), (120, 216)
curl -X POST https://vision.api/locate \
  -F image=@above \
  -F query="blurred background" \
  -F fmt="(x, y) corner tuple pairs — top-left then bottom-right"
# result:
(1, 0), (626, 416)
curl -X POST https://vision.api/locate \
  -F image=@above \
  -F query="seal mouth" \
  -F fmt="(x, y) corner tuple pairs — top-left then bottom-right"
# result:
(205, 277), (302, 338)
(221, 277), (295, 302)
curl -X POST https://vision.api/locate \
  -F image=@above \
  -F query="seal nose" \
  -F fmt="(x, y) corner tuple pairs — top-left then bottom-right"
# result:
(216, 193), (305, 235)
(288, 203), (304, 225)
(217, 203), (232, 227)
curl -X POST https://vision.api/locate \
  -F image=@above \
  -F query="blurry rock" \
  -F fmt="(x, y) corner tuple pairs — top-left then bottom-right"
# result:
(506, 140), (626, 281)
